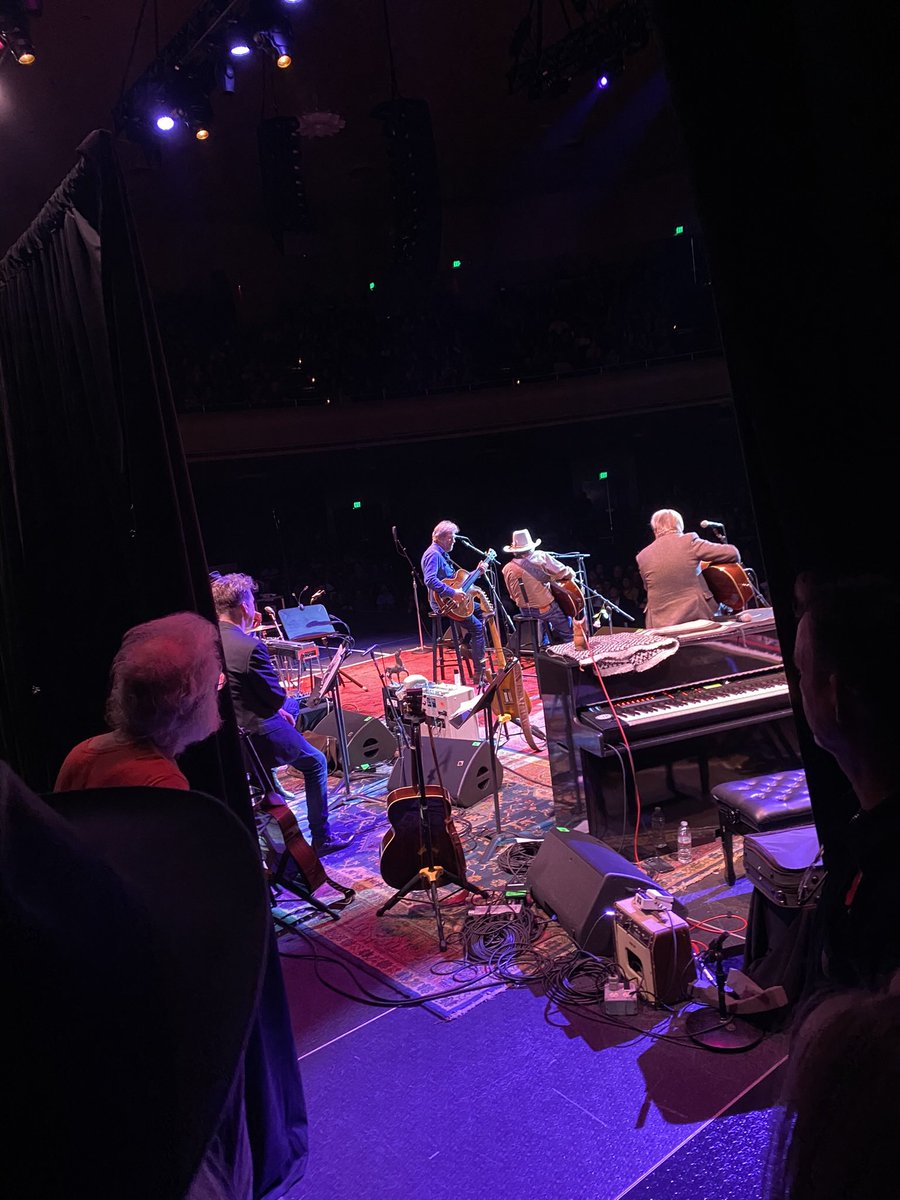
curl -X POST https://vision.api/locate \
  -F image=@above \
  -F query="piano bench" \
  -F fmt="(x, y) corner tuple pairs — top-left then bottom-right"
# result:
(713, 769), (812, 886)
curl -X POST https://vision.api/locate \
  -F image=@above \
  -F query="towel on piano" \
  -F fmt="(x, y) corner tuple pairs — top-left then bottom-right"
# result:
(545, 630), (679, 675)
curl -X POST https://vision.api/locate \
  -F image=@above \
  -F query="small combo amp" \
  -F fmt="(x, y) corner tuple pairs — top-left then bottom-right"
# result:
(387, 736), (501, 808)
(613, 896), (695, 1005)
(423, 682), (480, 740)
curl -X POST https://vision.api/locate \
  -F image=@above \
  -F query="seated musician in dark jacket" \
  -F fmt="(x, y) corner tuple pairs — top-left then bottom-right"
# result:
(212, 573), (349, 855)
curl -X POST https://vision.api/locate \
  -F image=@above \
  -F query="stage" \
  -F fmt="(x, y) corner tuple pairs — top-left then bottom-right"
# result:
(270, 639), (794, 1198)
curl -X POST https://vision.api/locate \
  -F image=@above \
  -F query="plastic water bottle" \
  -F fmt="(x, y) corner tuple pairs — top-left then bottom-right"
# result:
(677, 820), (692, 864)
(651, 807), (667, 854)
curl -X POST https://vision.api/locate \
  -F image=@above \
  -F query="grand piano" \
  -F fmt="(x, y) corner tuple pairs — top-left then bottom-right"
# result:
(536, 608), (795, 834)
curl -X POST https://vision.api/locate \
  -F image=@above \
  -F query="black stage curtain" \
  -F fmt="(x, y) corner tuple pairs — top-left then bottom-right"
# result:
(649, 1), (900, 848)
(0, 131), (307, 1199)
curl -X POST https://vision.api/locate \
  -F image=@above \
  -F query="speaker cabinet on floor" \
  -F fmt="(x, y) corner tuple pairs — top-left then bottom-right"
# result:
(314, 712), (398, 771)
(526, 828), (667, 956)
(387, 737), (502, 808)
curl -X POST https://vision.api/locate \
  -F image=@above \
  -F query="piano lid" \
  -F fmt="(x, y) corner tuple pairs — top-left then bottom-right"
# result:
(545, 608), (784, 704)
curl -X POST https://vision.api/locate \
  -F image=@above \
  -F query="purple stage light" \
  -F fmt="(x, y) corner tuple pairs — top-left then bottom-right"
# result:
(156, 114), (176, 132)
(597, 75), (609, 88)
(229, 40), (252, 57)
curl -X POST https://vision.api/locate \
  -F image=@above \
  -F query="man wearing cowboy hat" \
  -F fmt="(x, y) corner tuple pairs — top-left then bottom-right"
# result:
(502, 529), (574, 643)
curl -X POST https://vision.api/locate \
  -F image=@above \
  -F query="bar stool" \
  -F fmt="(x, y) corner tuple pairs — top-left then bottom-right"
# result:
(512, 613), (553, 659)
(430, 613), (469, 682)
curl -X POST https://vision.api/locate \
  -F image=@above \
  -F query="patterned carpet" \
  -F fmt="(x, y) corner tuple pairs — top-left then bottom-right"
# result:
(273, 644), (751, 1019)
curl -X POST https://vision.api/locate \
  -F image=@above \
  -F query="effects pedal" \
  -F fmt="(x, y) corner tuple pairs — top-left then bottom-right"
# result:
(603, 980), (639, 1015)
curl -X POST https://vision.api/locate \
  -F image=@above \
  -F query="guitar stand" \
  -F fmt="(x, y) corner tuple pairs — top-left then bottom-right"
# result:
(375, 698), (488, 952)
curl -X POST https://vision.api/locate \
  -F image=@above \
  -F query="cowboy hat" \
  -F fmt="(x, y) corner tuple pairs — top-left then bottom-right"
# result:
(504, 528), (542, 554)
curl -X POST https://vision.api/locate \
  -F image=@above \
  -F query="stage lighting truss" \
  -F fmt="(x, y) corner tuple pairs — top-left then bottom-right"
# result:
(115, 0), (298, 150)
(0, 0), (40, 67)
(507, 0), (650, 99)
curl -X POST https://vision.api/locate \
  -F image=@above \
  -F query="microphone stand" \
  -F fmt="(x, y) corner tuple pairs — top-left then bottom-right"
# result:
(456, 535), (515, 641)
(392, 526), (425, 651)
(546, 550), (636, 629)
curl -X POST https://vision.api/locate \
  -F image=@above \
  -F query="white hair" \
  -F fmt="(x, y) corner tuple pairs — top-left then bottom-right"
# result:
(432, 520), (459, 541)
(650, 509), (684, 537)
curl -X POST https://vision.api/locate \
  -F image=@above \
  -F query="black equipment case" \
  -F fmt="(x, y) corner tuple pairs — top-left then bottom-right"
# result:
(742, 824), (824, 907)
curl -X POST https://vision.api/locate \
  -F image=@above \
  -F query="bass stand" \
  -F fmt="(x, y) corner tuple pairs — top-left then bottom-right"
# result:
(376, 687), (488, 951)
(450, 661), (552, 865)
(685, 934), (764, 1052)
(392, 525), (425, 651)
(317, 638), (371, 806)
(589, 587), (635, 630)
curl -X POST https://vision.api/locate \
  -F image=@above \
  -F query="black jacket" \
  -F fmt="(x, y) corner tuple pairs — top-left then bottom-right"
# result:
(218, 621), (285, 736)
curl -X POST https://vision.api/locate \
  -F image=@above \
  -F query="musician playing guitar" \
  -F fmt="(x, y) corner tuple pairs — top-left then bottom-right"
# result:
(421, 520), (486, 683)
(501, 528), (579, 644)
(636, 508), (741, 629)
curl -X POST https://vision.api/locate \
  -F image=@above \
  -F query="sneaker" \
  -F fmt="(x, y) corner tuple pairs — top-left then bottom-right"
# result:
(312, 833), (353, 856)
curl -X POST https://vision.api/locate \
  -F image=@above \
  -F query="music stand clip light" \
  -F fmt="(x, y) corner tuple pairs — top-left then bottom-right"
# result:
(277, 604), (336, 640)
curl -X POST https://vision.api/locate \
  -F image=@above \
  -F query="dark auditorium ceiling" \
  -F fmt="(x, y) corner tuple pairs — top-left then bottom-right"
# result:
(0, 2), (694, 296)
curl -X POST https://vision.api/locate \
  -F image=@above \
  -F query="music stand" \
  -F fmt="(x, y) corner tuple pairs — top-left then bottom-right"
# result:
(450, 658), (552, 865)
(278, 604), (335, 640)
(311, 639), (370, 805)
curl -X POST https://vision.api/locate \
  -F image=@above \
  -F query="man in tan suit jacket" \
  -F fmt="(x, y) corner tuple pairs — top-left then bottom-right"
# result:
(636, 508), (740, 629)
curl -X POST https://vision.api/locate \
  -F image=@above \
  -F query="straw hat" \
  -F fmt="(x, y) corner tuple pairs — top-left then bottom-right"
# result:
(504, 528), (542, 554)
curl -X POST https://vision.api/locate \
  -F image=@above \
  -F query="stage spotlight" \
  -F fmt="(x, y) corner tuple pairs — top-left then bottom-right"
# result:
(155, 114), (176, 132)
(227, 24), (252, 57)
(0, 4), (36, 64)
(597, 74), (609, 88)
(255, 25), (293, 69)
(195, 127), (210, 140)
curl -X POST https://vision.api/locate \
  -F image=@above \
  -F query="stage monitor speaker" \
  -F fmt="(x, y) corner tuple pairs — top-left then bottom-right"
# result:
(387, 737), (501, 809)
(526, 828), (668, 956)
(314, 711), (397, 771)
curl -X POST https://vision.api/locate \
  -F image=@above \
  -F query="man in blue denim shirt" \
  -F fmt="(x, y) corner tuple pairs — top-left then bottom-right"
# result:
(421, 520), (485, 682)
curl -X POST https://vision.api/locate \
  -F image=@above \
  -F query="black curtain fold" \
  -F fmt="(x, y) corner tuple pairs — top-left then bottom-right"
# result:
(0, 129), (307, 1199)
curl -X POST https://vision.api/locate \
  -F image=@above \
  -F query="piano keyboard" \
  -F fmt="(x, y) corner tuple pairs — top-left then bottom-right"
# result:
(582, 669), (789, 730)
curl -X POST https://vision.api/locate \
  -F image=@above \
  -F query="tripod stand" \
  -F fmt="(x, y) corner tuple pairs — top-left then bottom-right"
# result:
(377, 686), (488, 951)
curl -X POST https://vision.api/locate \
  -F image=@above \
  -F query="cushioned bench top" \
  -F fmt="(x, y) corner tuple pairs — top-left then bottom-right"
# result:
(712, 768), (811, 828)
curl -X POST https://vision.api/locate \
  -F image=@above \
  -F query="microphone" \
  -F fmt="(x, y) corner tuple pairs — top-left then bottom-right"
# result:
(392, 525), (399, 543)
(700, 520), (725, 530)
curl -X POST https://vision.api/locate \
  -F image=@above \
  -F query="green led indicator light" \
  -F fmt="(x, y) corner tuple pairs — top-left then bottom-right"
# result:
(452, 259), (462, 269)
(368, 281), (376, 291)
(674, 225), (684, 236)
(353, 501), (362, 510)
(598, 471), (608, 480)
(556, 825), (570, 833)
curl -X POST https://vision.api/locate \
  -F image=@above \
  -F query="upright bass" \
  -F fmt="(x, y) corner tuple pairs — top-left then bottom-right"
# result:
(480, 598), (540, 752)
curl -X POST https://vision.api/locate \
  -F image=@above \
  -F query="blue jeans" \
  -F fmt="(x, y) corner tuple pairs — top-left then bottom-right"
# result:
(257, 697), (331, 841)
(520, 601), (571, 644)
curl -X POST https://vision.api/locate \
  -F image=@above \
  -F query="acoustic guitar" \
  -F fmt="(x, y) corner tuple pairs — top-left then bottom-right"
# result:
(700, 561), (755, 614)
(430, 549), (497, 620)
(380, 785), (468, 890)
(256, 797), (355, 905)
(549, 576), (589, 649)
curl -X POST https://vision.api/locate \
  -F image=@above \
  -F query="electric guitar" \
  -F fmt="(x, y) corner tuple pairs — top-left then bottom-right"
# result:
(430, 548), (498, 620)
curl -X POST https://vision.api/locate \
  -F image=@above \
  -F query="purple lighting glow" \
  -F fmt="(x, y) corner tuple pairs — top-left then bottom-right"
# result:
(229, 42), (252, 57)
(156, 114), (176, 132)
(597, 75), (609, 88)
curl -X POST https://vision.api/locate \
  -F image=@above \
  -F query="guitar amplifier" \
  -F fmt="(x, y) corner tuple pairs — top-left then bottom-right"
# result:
(423, 682), (480, 741)
(613, 897), (695, 1005)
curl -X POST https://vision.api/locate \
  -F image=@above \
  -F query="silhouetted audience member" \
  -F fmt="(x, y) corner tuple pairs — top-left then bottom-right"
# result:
(55, 612), (224, 791)
(768, 982), (900, 1200)
(794, 572), (900, 987)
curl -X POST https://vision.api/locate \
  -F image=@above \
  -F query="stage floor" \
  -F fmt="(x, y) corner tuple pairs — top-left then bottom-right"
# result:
(272, 638), (793, 1198)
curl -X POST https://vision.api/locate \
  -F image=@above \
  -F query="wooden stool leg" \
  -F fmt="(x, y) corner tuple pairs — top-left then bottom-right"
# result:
(720, 821), (736, 886)
(432, 617), (439, 681)
(450, 622), (469, 682)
